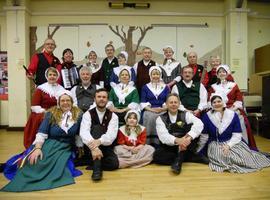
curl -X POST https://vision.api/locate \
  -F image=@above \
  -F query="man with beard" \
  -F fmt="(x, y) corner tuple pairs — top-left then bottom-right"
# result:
(71, 66), (101, 112)
(80, 88), (119, 181)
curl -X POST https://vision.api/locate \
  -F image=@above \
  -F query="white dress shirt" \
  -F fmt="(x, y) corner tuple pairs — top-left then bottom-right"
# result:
(80, 108), (119, 146)
(156, 111), (204, 146)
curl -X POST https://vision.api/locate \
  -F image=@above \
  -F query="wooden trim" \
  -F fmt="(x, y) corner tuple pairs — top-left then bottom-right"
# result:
(6, 127), (24, 131)
(0, 125), (8, 130)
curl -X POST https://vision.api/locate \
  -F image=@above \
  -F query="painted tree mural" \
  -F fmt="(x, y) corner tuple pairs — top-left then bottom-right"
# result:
(108, 25), (153, 66)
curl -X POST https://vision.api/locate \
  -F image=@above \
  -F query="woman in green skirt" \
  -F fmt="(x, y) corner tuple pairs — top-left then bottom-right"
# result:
(1, 91), (83, 192)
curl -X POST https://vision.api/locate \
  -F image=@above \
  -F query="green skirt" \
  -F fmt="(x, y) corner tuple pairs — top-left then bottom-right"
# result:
(1, 139), (74, 192)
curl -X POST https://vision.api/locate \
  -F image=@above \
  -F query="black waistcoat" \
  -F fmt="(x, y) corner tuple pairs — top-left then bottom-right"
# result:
(76, 84), (96, 112)
(89, 108), (112, 139)
(160, 111), (191, 138)
(36, 53), (60, 85)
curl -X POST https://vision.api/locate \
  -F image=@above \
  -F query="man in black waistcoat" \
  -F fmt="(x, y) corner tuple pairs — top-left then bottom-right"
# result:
(71, 66), (101, 112)
(133, 47), (156, 96)
(154, 93), (208, 174)
(27, 38), (61, 85)
(80, 88), (119, 181)
(100, 44), (119, 91)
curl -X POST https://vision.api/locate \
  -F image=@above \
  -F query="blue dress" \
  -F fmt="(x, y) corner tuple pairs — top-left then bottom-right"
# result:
(140, 84), (170, 146)
(199, 110), (270, 173)
(1, 112), (82, 192)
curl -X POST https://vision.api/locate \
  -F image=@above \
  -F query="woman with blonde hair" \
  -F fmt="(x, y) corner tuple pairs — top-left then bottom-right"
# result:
(1, 91), (83, 192)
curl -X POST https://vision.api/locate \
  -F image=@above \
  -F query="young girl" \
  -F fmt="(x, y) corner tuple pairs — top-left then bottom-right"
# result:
(114, 110), (155, 168)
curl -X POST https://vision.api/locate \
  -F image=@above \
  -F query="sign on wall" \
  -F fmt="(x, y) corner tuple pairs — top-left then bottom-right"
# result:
(0, 51), (8, 100)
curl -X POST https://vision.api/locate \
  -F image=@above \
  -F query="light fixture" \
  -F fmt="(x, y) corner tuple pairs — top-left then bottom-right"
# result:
(108, 2), (150, 9)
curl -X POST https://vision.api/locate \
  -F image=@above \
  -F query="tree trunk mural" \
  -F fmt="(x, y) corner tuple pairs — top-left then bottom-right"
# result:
(108, 25), (153, 66)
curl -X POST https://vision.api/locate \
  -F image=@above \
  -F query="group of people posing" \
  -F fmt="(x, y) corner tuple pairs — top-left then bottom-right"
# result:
(1, 38), (270, 193)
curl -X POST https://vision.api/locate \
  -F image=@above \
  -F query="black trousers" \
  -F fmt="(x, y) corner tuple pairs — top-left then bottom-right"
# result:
(153, 139), (205, 165)
(88, 146), (119, 171)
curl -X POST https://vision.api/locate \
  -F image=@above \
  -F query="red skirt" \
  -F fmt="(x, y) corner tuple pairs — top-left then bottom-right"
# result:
(239, 109), (257, 151)
(23, 112), (45, 149)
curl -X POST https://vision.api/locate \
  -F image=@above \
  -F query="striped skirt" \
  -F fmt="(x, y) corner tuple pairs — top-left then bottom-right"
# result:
(207, 141), (270, 173)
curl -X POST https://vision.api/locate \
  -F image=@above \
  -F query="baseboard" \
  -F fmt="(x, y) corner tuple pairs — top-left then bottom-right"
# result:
(0, 125), (8, 130)
(6, 127), (24, 131)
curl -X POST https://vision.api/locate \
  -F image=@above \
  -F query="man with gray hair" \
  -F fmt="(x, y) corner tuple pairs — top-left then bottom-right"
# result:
(71, 66), (101, 112)
(71, 66), (101, 167)
(186, 51), (209, 87)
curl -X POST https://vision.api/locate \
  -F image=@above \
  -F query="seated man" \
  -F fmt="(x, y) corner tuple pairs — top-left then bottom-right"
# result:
(154, 93), (208, 174)
(71, 66), (101, 112)
(80, 88), (119, 181)
(171, 65), (207, 117)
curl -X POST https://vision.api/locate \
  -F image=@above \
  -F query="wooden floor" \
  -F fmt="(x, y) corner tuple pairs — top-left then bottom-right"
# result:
(0, 130), (270, 200)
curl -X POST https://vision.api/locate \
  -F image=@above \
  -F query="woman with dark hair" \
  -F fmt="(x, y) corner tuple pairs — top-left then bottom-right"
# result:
(59, 48), (79, 90)
(198, 93), (270, 173)
(208, 64), (257, 150)
(114, 110), (155, 168)
(24, 67), (65, 148)
(1, 91), (83, 192)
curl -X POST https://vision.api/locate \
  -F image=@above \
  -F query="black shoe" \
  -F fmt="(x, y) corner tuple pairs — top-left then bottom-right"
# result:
(0, 163), (6, 173)
(91, 160), (102, 181)
(91, 169), (103, 181)
(171, 152), (184, 175)
(171, 161), (182, 174)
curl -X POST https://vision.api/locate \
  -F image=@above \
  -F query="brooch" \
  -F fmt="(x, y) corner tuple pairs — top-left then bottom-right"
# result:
(176, 121), (185, 128)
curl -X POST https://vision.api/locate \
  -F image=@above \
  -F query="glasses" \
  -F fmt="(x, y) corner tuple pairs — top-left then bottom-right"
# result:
(45, 43), (55, 46)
